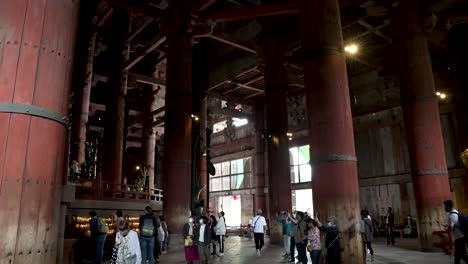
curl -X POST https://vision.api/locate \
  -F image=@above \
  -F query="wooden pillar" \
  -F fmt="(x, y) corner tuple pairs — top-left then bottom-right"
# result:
(70, 0), (97, 165)
(449, 23), (468, 211)
(101, 9), (130, 186)
(300, 0), (363, 262)
(0, 0), (79, 263)
(254, 103), (267, 213)
(199, 98), (208, 207)
(392, 0), (451, 250)
(163, 0), (193, 234)
(262, 31), (292, 243)
(141, 85), (157, 192)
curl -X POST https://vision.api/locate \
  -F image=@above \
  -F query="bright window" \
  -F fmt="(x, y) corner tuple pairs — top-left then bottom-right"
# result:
(210, 158), (252, 192)
(289, 145), (312, 183)
(212, 118), (249, 133)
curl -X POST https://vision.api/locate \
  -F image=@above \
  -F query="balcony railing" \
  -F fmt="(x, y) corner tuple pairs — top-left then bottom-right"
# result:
(74, 179), (163, 203)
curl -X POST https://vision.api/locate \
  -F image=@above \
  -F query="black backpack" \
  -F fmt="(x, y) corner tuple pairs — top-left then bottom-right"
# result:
(450, 212), (468, 236)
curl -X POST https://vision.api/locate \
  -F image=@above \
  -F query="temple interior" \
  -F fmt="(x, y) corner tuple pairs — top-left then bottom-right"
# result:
(1, 0), (468, 263)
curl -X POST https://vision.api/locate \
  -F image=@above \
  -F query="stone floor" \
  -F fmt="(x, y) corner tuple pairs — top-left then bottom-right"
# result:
(156, 236), (454, 264)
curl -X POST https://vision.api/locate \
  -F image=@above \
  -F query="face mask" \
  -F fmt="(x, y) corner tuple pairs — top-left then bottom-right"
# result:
(199, 219), (204, 224)
(189, 218), (193, 223)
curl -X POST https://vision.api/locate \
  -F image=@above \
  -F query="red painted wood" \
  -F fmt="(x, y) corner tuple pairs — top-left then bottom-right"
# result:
(0, 0), (79, 262)
(300, 0), (363, 262)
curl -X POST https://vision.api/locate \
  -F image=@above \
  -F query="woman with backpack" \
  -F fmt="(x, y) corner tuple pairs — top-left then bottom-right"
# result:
(111, 220), (142, 264)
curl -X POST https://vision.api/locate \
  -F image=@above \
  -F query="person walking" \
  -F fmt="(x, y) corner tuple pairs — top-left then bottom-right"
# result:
(194, 216), (212, 264)
(252, 209), (268, 256)
(287, 212), (298, 263)
(89, 211), (108, 264)
(139, 206), (160, 264)
(307, 219), (321, 264)
(159, 215), (168, 254)
(444, 200), (468, 264)
(361, 210), (375, 261)
(214, 211), (226, 256)
(385, 207), (395, 246)
(112, 220), (142, 264)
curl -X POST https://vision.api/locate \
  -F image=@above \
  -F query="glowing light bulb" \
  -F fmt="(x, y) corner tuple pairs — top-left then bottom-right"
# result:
(136, 166), (140, 171)
(344, 44), (359, 54)
(440, 93), (447, 99)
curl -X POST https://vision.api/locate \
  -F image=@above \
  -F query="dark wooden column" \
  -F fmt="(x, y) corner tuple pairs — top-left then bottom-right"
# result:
(262, 30), (292, 243)
(254, 103), (267, 213)
(449, 23), (468, 210)
(70, 1), (97, 165)
(393, 0), (452, 250)
(0, 0), (79, 263)
(300, 0), (363, 262)
(101, 9), (131, 186)
(163, 0), (194, 234)
(141, 85), (158, 192)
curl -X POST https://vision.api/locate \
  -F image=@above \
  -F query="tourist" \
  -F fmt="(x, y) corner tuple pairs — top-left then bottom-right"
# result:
(139, 206), (160, 264)
(89, 211), (107, 264)
(307, 219), (321, 264)
(195, 216), (212, 264)
(385, 207), (395, 246)
(361, 210), (375, 261)
(292, 211), (308, 264)
(276, 211), (290, 260)
(214, 211), (226, 256)
(183, 216), (200, 264)
(159, 215), (168, 254)
(315, 215), (340, 264)
(287, 211), (298, 264)
(444, 200), (468, 264)
(209, 215), (218, 255)
(113, 210), (124, 227)
(112, 220), (142, 264)
(403, 215), (415, 238)
(252, 209), (268, 256)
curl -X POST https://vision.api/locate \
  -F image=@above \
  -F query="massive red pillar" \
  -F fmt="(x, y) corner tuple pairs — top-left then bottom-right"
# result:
(254, 103), (267, 213)
(163, 0), (193, 235)
(101, 9), (130, 185)
(300, 0), (363, 262)
(262, 33), (292, 243)
(199, 98), (208, 207)
(393, 0), (451, 250)
(0, 0), (79, 263)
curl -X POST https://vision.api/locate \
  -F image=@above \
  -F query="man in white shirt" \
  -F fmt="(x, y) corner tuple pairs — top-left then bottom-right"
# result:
(444, 200), (468, 264)
(252, 209), (267, 256)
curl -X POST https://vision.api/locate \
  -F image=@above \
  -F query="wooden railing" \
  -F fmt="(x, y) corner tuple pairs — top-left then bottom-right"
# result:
(74, 179), (163, 203)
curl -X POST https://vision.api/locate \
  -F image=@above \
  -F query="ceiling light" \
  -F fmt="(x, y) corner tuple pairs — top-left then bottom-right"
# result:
(344, 44), (359, 54)
(136, 166), (140, 171)
(436, 92), (441, 96)
(440, 93), (447, 99)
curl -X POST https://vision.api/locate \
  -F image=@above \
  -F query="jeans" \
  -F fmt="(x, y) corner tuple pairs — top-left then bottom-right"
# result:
(93, 234), (106, 264)
(140, 236), (155, 264)
(283, 235), (291, 254)
(366, 241), (374, 256)
(254, 233), (265, 250)
(386, 227), (395, 245)
(296, 242), (308, 264)
(454, 238), (468, 264)
(310, 250), (321, 264)
(290, 236), (296, 262)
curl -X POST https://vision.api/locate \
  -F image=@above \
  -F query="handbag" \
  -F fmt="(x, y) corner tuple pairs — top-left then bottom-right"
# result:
(307, 244), (313, 252)
(184, 237), (193, 247)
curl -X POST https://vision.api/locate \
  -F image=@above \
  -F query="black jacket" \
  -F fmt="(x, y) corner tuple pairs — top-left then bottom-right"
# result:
(194, 224), (212, 245)
(386, 213), (395, 228)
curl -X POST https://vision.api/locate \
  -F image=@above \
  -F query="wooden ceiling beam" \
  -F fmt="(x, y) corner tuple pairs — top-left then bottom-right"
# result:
(124, 34), (166, 71)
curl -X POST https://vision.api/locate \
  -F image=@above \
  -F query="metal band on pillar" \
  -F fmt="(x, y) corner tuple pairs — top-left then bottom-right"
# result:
(0, 103), (69, 126)
(310, 154), (357, 165)
(416, 170), (449, 176)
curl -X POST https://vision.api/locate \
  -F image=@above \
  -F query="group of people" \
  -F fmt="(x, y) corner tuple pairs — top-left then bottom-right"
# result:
(182, 211), (227, 264)
(89, 206), (168, 264)
(272, 210), (340, 264)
